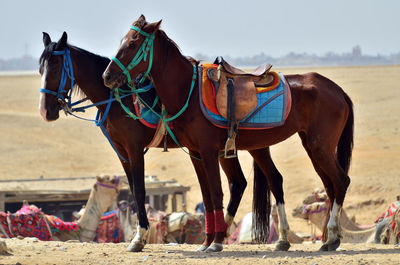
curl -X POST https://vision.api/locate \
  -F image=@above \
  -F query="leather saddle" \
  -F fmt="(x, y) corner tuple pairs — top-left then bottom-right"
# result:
(207, 57), (273, 158)
(207, 57), (273, 120)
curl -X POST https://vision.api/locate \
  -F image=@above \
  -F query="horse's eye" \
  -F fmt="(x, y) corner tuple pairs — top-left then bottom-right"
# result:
(129, 42), (136, 48)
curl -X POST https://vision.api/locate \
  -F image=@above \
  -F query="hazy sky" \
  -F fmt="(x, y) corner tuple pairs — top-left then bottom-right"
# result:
(2, 0), (399, 60)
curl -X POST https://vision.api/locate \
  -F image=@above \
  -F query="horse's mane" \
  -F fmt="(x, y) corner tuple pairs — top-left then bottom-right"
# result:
(157, 29), (199, 65)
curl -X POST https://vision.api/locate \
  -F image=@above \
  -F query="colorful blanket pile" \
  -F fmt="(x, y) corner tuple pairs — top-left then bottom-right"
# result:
(93, 210), (124, 243)
(1, 210), (52, 240)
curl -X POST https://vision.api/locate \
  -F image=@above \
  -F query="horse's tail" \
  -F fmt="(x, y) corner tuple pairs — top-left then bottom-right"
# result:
(252, 160), (271, 243)
(337, 91), (354, 175)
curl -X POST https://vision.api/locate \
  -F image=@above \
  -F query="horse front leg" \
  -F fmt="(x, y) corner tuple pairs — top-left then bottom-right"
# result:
(200, 149), (227, 252)
(189, 150), (215, 252)
(123, 152), (149, 252)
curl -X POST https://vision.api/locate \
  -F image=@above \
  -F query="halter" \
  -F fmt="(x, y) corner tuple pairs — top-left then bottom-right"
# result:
(40, 48), (77, 114)
(304, 204), (328, 215)
(112, 26), (155, 87)
(111, 25), (200, 159)
(39, 47), (146, 163)
(96, 175), (120, 190)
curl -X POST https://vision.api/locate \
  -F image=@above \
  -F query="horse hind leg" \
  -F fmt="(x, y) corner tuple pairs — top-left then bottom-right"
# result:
(299, 132), (350, 251)
(298, 131), (335, 243)
(249, 148), (290, 251)
(219, 156), (247, 231)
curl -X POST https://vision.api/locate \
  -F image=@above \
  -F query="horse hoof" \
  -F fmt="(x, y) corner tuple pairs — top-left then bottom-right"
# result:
(126, 241), (145, 252)
(328, 238), (341, 251)
(274, 241), (290, 251)
(196, 245), (208, 252)
(205, 243), (223, 252)
(319, 243), (329, 251)
(319, 238), (340, 251)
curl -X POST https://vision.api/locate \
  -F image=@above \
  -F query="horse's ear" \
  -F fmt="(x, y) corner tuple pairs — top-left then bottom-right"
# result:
(55, 31), (68, 50)
(137, 14), (146, 28)
(43, 32), (51, 47)
(145, 20), (162, 33)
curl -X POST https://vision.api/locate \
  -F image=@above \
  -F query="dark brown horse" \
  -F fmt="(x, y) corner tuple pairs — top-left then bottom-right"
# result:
(103, 15), (354, 252)
(39, 32), (275, 252)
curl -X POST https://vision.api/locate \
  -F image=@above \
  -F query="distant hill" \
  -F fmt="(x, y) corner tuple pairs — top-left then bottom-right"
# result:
(1, 46), (400, 70)
(0, 55), (38, 71)
(196, 46), (400, 67)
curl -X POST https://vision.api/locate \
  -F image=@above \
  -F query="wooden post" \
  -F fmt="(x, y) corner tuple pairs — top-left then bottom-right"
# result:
(149, 195), (155, 209)
(182, 192), (187, 212)
(0, 193), (5, 211)
(171, 193), (177, 212)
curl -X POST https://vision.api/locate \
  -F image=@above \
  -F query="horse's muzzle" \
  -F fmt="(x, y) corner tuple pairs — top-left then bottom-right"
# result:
(103, 71), (126, 90)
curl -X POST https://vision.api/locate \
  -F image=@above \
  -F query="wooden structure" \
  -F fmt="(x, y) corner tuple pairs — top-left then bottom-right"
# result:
(0, 175), (190, 217)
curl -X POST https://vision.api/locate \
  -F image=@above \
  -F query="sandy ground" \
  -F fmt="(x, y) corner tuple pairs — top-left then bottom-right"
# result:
(1, 239), (400, 265)
(1, 65), (400, 264)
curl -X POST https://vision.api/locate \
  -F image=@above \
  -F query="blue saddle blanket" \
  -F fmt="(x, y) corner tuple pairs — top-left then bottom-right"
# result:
(199, 67), (291, 129)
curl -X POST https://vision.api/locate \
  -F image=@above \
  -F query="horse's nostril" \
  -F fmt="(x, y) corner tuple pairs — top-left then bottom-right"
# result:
(104, 72), (111, 82)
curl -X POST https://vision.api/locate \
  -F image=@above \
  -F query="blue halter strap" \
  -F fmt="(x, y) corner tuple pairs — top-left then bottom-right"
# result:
(39, 48), (144, 162)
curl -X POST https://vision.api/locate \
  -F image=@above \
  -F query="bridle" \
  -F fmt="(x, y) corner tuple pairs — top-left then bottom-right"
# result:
(110, 25), (200, 160)
(38, 47), (147, 163)
(304, 203), (328, 216)
(40, 48), (78, 115)
(112, 25), (155, 87)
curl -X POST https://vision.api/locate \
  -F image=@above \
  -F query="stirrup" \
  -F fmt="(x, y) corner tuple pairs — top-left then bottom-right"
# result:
(224, 137), (237, 158)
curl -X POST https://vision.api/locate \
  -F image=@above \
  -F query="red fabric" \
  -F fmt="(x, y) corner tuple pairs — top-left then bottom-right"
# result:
(46, 215), (79, 232)
(2, 212), (52, 241)
(214, 210), (228, 233)
(205, 211), (215, 234)
(375, 201), (400, 223)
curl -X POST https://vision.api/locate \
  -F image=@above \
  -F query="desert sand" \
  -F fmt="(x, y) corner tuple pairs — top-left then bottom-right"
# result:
(0, 65), (399, 264)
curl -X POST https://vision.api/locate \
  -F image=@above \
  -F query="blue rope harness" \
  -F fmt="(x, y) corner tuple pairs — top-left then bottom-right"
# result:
(39, 48), (150, 162)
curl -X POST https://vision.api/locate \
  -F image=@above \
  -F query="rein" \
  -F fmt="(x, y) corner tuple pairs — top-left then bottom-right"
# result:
(40, 47), (143, 163)
(111, 26), (200, 160)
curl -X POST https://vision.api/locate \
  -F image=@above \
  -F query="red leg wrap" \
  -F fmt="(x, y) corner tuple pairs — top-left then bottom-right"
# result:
(214, 210), (228, 233)
(205, 211), (215, 234)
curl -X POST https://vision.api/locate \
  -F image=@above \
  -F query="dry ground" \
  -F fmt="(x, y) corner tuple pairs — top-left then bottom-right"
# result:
(0, 65), (399, 264)
(1, 239), (400, 265)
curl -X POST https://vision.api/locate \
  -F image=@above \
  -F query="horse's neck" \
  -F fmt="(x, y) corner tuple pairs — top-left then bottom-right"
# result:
(341, 225), (377, 243)
(77, 186), (116, 242)
(70, 47), (110, 111)
(150, 35), (196, 116)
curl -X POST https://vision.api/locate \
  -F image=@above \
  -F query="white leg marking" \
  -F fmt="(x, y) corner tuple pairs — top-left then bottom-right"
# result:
(327, 200), (341, 241)
(39, 61), (49, 121)
(277, 203), (290, 241)
(132, 225), (147, 243)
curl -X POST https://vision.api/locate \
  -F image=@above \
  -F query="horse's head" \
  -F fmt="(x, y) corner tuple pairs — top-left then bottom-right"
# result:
(39, 32), (73, 121)
(103, 15), (161, 90)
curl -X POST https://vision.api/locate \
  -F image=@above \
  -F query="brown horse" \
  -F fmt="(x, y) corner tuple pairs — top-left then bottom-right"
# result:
(38, 32), (275, 252)
(103, 15), (354, 252)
